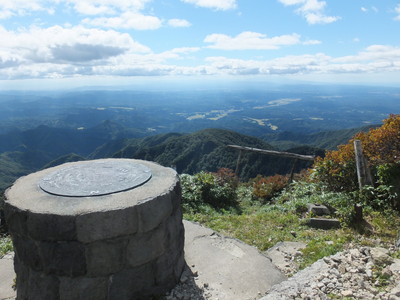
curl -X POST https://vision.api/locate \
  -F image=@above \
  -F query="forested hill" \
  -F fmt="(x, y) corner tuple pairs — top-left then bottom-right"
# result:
(91, 128), (323, 179)
(0, 123), (368, 192)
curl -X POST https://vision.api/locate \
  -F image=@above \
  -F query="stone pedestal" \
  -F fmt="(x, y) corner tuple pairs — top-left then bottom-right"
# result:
(5, 159), (185, 300)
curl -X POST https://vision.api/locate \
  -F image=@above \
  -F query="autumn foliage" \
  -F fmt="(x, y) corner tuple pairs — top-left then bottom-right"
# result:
(252, 174), (289, 201)
(312, 114), (400, 193)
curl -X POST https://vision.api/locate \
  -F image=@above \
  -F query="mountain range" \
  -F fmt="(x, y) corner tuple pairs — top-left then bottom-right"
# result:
(0, 121), (371, 191)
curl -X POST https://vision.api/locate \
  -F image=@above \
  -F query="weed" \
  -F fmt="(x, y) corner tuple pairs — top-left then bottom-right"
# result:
(0, 234), (13, 258)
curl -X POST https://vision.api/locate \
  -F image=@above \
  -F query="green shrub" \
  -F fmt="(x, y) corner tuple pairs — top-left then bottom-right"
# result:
(180, 169), (238, 214)
(355, 184), (398, 211)
(376, 163), (400, 209)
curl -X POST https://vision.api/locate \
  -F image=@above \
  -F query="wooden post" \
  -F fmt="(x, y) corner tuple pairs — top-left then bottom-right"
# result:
(235, 149), (243, 178)
(227, 144), (315, 182)
(354, 140), (373, 189)
(353, 140), (373, 222)
(289, 159), (298, 183)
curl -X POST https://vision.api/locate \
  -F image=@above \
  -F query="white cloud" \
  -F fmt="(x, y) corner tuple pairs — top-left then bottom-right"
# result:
(72, 2), (115, 15)
(334, 45), (400, 64)
(204, 32), (301, 50)
(170, 47), (200, 54)
(0, 0), (52, 19)
(65, 0), (151, 15)
(303, 39), (321, 45)
(304, 13), (338, 25)
(277, 0), (340, 24)
(1, 23), (399, 81)
(361, 6), (379, 13)
(83, 12), (162, 30)
(181, 0), (237, 11)
(0, 25), (149, 66)
(203, 45), (400, 76)
(0, 24), (203, 79)
(168, 19), (191, 28)
(395, 4), (400, 21)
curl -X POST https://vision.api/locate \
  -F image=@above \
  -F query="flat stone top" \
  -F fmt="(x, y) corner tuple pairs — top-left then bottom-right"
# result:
(5, 159), (178, 216)
(39, 160), (152, 197)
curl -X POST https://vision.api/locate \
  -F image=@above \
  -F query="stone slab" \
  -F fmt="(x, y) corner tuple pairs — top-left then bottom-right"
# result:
(183, 220), (286, 300)
(306, 218), (341, 230)
(307, 203), (331, 216)
(0, 257), (15, 300)
(39, 160), (151, 197)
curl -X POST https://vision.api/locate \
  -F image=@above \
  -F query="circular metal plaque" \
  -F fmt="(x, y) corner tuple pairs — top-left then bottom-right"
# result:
(39, 161), (152, 197)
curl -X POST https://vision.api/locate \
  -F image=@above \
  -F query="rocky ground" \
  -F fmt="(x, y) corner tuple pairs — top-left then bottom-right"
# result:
(166, 241), (400, 300)
(262, 244), (400, 300)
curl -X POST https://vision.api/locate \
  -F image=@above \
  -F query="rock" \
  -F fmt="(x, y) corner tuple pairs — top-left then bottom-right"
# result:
(341, 290), (353, 297)
(390, 283), (400, 297)
(390, 258), (400, 274)
(307, 203), (331, 216)
(370, 247), (393, 266)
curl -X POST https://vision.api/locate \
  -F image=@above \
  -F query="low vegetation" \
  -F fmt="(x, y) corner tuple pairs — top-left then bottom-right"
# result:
(0, 234), (12, 258)
(182, 173), (399, 270)
(181, 115), (400, 270)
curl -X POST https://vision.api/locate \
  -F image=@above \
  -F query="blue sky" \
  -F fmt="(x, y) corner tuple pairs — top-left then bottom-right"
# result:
(1, 0), (400, 89)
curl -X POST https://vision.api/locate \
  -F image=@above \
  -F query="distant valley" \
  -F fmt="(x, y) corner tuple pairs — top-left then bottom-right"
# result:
(0, 83), (399, 191)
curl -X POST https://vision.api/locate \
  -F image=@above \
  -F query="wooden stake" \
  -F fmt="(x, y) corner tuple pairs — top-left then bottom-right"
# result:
(354, 140), (373, 189)
(353, 140), (373, 223)
(235, 149), (243, 178)
(289, 159), (298, 183)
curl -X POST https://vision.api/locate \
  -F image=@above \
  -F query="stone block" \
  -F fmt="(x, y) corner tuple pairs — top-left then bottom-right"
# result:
(14, 256), (30, 300)
(85, 238), (127, 276)
(174, 250), (186, 279)
(108, 262), (155, 300)
(76, 206), (138, 243)
(4, 203), (28, 237)
(59, 276), (108, 300)
(136, 193), (173, 233)
(154, 250), (177, 286)
(28, 270), (60, 300)
(166, 208), (184, 248)
(170, 181), (182, 213)
(307, 203), (331, 216)
(39, 241), (86, 276)
(127, 225), (166, 267)
(13, 235), (42, 271)
(154, 249), (184, 289)
(307, 218), (341, 230)
(27, 213), (76, 241)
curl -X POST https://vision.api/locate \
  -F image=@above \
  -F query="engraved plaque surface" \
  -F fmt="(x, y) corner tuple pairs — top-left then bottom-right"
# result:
(39, 160), (152, 197)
